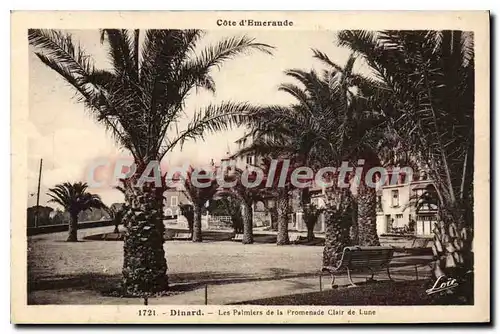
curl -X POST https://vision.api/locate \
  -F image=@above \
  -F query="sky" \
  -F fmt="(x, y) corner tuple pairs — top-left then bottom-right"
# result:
(28, 29), (368, 207)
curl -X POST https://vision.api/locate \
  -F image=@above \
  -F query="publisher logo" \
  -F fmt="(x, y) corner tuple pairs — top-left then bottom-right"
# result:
(426, 275), (459, 295)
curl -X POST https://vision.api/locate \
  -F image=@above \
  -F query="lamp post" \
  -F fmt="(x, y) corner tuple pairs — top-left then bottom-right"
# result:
(34, 159), (43, 228)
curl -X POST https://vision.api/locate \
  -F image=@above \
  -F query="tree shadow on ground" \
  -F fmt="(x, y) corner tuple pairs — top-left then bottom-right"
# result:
(28, 268), (323, 296)
(167, 269), (323, 293)
(84, 229), (320, 245)
(28, 272), (122, 292)
(28, 252), (433, 292)
(234, 279), (472, 306)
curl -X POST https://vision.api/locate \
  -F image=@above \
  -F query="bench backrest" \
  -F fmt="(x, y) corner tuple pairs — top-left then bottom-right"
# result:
(338, 246), (394, 270)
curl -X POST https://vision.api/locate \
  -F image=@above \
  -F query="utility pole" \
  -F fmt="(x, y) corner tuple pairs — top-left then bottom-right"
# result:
(34, 158), (43, 228)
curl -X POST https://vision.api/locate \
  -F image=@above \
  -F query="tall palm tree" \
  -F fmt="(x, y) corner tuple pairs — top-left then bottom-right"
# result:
(239, 66), (380, 253)
(29, 29), (273, 295)
(235, 70), (337, 245)
(337, 30), (474, 289)
(312, 50), (384, 246)
(47, 182), (105, 241)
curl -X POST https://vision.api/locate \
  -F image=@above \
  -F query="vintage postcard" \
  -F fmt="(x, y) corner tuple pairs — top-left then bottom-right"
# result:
(11, 11), (490, 324)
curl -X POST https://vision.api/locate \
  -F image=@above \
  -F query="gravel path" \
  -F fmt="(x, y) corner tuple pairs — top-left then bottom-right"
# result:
(27, 227), (432, 305)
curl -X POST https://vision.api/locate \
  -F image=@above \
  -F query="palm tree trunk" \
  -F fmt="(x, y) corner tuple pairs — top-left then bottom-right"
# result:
(270, 206), (278, 231)
(276, 191), (290, 245)
(241, 201), (254, 244)
(192, 204), (202, 242)
(113, 216), (120, 233)
(122, 184), (167, 296)
(431, 209), (473, 303)
(307, 227), (315, 242)
(67, 212), (78, 242)
(322, 207), (351, 267)
(187, 217), (194, 237)
(349, 201), (359, 245)
(357, 182), (380, 246)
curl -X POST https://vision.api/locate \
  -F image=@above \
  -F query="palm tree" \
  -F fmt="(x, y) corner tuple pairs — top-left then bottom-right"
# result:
(29, 29), (273, 295)
(216, 166), (270, 244)
(261, 157), (295, 245)
(267, 203), (279, 231)
(311, 50), (385, 246)
(211, 197), (244, 235)
(336, 30), (474, 291)
(178, 204), (194, 236)
(47, 182), (105, 241)
(107, 183), (127, 233)
(302, 202), (324, 241)
(107, 203), (126, 233)
(177, 167), (220, 242)
(235, 71), (335, 245)
(239, 66), (379, 252)
(322, 188), (356, 266)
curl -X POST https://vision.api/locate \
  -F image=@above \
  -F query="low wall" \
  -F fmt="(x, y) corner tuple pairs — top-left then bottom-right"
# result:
(27, 220), (114, 236)
(379, 234), (433, 248)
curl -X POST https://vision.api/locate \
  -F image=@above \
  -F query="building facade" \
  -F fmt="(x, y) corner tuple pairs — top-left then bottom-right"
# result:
(375, 171), (438, 236)
(291, 171), (438, 237)
(164, 142), (439, 237)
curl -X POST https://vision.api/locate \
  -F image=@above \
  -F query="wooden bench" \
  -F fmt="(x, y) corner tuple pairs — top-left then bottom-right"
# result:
(321, 246), (395, 288)
(172, 232), (191, 240)
(232, 234), (243, 242)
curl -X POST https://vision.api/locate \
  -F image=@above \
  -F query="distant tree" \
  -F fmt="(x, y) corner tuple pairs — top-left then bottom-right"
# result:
(214, 197), (243, 234)
(50, 209), (70, 225)
(216, 166), (271, 244)
(178, 204), (194, 236)
(302, 203), (324, 241)
(107, 203), (126, 233)
(106, 184), (127, 233)
(174, 166), (220, 242)
(27, 205), (53, 227)
(47, 182), (106, 241)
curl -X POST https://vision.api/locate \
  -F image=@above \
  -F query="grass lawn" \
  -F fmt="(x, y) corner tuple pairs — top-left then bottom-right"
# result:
(236, 280), (473, 305)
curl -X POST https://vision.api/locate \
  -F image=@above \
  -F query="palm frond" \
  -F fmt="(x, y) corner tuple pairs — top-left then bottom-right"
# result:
(159, 101), (263, 159)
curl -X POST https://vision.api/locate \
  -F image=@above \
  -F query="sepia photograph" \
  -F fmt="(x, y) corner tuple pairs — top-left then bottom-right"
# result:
(11, 11), (490, 324)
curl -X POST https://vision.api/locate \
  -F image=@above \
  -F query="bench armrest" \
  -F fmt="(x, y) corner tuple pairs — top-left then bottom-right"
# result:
(321, 266), (339, 273)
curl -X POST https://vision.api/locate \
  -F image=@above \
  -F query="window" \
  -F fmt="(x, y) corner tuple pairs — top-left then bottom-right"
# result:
(171, 195), (178, 207)
(394, 214), (403, 228)
(391, 190), (399, 207)
(246, 155), (254, 165)
(165, 208), (173, 217)
(376, 195), (383, 212)
(386, 215), (392, 231)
